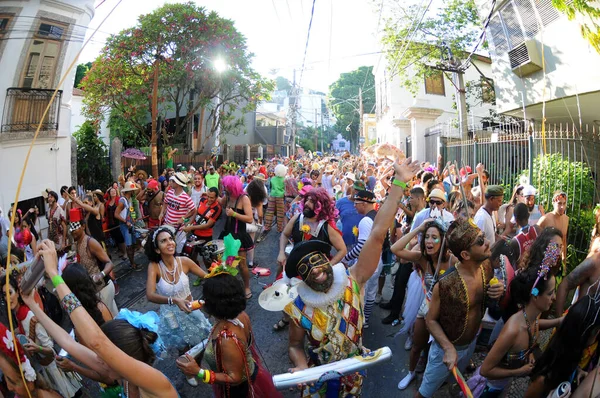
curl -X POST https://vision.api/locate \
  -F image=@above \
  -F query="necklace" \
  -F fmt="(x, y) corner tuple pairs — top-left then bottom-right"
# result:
(454, 263), (486, 343)
(522, 308), (540, 346)
(159, 259), (178, 285)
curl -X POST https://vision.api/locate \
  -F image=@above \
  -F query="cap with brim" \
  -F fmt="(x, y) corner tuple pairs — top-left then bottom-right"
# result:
(345, 172), (356, 182)
(522, 185), (537, 196)
(428, 188), (447, 202)
(285, 240), (332, 280)
(69, 221), (82, 233)
(353, 190), (376, 203)
(170, 172), (188, 187)
(485, 185), (505, 197)
(353, 180), (366, 191)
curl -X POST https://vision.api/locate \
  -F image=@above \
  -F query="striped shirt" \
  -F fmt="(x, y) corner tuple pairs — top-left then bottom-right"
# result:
(163, 189), (195, 225)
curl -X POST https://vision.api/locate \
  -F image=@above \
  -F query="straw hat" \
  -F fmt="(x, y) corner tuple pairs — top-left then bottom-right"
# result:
(170, 172), (189, 187)
(121, 181), (139, 193)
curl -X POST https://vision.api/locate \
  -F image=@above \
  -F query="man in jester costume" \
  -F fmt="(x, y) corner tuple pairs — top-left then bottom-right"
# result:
(283, 157), (421, 397)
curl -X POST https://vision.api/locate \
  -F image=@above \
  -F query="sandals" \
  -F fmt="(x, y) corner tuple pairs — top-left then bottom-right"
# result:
(273, 318), (290, 331)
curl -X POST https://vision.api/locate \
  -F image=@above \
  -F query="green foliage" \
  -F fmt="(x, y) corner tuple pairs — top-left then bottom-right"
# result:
(381, 0), (480, 95)
(275, 76), (292, 93)
(108, 112), (149, 148)
(552, 0), (600, 53)
(328, 66), (375, 145)
(81, 2), (274, 152)
(515, 153), (596, 269)
(74, 121), (111, 189)
(298, 138), (315, 152)
(74, 62), (92, 88)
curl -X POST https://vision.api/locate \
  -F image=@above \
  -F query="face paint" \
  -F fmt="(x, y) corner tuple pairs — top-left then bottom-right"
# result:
(433, 237), (440, 244)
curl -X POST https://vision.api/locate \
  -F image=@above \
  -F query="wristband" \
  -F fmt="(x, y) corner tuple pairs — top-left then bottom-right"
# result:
(232, 211), (237, 218)
(197, 369), (205, 380)
(392, 178), (407, 189)
(38, 345), (43, 352)
(51, 275), (65, 288)
(60, 293), (82, 314)
(209, 371), (216, 384)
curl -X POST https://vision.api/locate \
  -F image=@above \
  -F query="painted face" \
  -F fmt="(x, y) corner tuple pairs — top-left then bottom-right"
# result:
(155, 231), (176, 256)
(306, 264), (334, 292)
(534, 275), (556, 312)
(424, 227), (442, 256)
(553, 197), (567, 216)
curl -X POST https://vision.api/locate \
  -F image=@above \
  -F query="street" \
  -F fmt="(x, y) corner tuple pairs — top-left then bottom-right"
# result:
(109, 216), (418, 397)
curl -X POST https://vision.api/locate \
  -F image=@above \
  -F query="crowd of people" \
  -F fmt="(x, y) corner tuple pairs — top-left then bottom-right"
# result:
(0, 146), (599, 398)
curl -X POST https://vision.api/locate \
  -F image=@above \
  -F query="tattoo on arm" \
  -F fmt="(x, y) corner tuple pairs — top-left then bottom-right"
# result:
(566, 258), (595, 288)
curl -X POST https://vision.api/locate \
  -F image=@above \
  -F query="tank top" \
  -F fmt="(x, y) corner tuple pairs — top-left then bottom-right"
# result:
(88, 208), (104, 243)
(106, 201), (118, 227)
(77, 236), (106, 291)
(291, 214), (330, 244)
(528, 205), (543, 225)
(156, 257), (191, 300)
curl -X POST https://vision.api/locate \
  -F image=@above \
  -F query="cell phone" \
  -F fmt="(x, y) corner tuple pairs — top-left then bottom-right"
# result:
(17, 334), (29, 346)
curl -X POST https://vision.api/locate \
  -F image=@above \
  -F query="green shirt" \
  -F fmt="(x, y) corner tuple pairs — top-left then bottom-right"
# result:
(205, 172), (220, 189)
(270, 176), (284, 197)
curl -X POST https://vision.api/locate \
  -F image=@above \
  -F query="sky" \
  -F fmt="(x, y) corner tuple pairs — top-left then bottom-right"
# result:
(82, 0), (386, 93)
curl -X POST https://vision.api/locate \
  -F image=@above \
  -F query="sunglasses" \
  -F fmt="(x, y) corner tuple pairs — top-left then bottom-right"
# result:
(475, 234), (485, 246)
(429, 200), (444, 206)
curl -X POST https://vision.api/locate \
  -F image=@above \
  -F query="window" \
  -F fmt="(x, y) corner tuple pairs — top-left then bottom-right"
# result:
(424, 70), (445, 96)
(338, 141), (345, 148)
(20, 21), (65, 89)
(0, 16), (10, 36)
(481, 78), (496, 104)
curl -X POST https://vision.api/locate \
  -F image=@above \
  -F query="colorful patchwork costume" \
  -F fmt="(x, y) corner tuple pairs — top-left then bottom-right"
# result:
(284, 263), (364, 397)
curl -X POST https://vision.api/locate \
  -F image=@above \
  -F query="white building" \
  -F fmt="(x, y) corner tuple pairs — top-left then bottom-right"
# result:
(374, 54), (496, 163)
(0, 0), (95, 222)
(477, 0), (600, 125)
(331, 133), (350, 153)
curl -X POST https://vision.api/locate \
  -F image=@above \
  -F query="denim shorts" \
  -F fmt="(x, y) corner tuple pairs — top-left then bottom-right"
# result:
(119, 223), (133, 246)
(418, 338), (477, 398)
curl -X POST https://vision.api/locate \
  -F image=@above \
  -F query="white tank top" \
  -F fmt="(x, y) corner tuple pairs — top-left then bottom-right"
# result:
(156, 257), (191, 300)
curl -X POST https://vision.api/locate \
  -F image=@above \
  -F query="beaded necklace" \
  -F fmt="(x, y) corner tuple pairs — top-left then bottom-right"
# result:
(522, 309), (540, 347)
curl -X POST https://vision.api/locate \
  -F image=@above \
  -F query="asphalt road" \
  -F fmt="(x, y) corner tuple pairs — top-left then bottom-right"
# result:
(108, 217), (424, 397)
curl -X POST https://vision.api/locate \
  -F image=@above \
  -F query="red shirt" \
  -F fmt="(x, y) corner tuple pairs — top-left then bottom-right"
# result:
(194, 198), (222, 238)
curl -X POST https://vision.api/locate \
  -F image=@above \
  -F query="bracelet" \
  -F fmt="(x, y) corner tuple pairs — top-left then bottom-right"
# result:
(60, 293), (82, 315)
(232, 211), (237, 218)
(51, 275), (65, 288)
(197, 369), (205, 380)
(391, 177), (407, 189)
(38, 345), (43, 352)
(209, 371), (216, 384)
(168, 296), (173, 306)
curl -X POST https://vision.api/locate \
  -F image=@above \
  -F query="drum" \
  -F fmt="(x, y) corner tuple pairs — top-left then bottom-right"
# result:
(199, 239), (225, 265)
(182, 235), (207, 259)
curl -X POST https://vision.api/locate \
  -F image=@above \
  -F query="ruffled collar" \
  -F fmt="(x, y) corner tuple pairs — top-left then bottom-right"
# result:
(297, 263), (348, 308)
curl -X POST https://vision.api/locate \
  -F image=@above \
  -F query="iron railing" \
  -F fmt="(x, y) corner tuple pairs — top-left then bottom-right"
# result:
(441, 123), (600, 269)
(1, 88), (62, 133)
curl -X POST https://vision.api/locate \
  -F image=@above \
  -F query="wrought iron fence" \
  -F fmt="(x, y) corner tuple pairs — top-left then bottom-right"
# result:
(1, 88), (62, 133)
(441, 123), (600, 269)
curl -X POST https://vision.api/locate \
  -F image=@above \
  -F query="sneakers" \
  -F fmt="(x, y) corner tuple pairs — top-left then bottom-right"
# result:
(382, 313), (400, 325)
(397, 371), (416, 390)
(404, 335), (413, 351)
(375, 294), (382, 304)
(379, 301), (393, 310)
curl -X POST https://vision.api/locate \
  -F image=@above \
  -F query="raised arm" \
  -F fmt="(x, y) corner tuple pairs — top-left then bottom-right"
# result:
(350, 158), (420, 286)
(391, 221), (429, 264)
(37, 241), (177, 398)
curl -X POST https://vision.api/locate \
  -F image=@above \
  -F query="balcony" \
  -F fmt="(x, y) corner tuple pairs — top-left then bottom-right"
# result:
(1, 88), (62, 140)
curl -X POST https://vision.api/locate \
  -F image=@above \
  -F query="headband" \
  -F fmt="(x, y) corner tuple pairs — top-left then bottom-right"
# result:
(553, 192), (567, 202)
(531, 241), (560, 296)
(152, 225), (175, 246)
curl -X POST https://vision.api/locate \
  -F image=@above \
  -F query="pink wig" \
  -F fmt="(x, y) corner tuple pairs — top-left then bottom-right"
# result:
(301, 187), (339, 222)
(222, 175), (244, 198)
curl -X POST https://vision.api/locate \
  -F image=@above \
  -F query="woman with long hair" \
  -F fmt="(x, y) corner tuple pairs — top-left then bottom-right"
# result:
(525, 294), (600, 397)
(519, 227), (563, 273)
(144, 225), (211, 384)
(20, 215), (37, 260)
(1, 276), (82, 397)
(245, 179), (267, 269)
(392, 218), (456, 390)
(480, 244), (563, 397)
(74, 190), (106, 246)
(498, 185), (525, 237)
(105, 187), (126, 258)
(177, 272), (281, 397)
(219, 175), (255, 299)
(26, 239), (178, 397)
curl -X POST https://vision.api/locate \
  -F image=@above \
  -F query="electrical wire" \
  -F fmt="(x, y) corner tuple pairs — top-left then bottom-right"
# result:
(458, 0), (497, 72)
(298, 0), (317, 88)
(4, 1), (124, 396)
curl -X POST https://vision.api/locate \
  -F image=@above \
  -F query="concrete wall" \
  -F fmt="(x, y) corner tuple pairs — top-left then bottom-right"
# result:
(0, 0), (95, 214)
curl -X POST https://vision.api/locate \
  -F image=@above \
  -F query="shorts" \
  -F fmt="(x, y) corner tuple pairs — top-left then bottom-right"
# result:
(419, 339), (477, 398)
(119, 223), (134, 247)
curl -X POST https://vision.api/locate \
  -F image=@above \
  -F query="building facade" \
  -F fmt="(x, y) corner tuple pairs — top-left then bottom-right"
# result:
(0, 0), (95, 220)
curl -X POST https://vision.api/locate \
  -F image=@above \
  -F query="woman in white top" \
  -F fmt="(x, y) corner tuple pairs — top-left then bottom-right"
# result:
(145, 226), (212, 358)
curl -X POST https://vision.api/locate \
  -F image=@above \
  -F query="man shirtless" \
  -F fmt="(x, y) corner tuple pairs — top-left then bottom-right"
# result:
(145, 179), (164, 228)
(538, 191), (569, 268)
(555, 251), (600, 316)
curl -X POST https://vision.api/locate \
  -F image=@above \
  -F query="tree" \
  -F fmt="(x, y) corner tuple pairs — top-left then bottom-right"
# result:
(552, 0), (600, 53)
(380, 0), (480, 95)
(74, 62), (93, 88)
(275, 76), (292, 93)
(81, 2), (273, 177)
(328, 66), (375, 147)
(74, 121), (111, 189)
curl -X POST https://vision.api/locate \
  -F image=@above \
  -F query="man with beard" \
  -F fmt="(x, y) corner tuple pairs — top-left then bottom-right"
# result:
(277, 187), (347, 272)
(283, 157), (420, 397)
(46, 191), (67, 250)
(538, 191), (569, 266)
(144, 179), (164, 229)
(417, 219), (504, 398)
(523, 185), (545, 225)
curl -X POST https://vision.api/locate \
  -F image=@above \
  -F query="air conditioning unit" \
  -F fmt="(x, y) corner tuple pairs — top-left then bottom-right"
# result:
(508, 39), (543, 77)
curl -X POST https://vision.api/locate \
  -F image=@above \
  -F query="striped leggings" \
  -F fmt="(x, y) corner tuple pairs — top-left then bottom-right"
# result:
(264, 196), (285, 232)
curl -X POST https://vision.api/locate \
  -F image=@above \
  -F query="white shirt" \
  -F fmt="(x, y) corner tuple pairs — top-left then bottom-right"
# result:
(57, 197), (65, 207)
(190, 185), (207, 209)
(474, 207), (496, 244)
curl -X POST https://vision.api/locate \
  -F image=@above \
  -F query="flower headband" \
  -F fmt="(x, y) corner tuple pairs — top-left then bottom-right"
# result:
(205, 234), (241, 279)
(152, 225), (175, 246)
(531, 241), (560, 296)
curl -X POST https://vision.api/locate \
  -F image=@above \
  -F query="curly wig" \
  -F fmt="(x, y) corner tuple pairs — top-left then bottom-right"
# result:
(246, 179), (267, 208)
(300, 187), (339, 222)
(221, 175), (244, 199)
(202, 274), (246, 320)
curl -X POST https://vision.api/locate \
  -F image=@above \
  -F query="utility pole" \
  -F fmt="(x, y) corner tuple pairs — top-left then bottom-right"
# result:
(320, 107), (324, 152)
(441, 43), (468, 138)
(358, 87), (364, 153)
(289, 69), (298, 156)
(314, 108), (318, 151)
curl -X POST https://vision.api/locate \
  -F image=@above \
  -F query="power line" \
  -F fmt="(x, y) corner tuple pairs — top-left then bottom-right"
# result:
(458, 0), (497, 71)
(298, 0), (317, 87)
